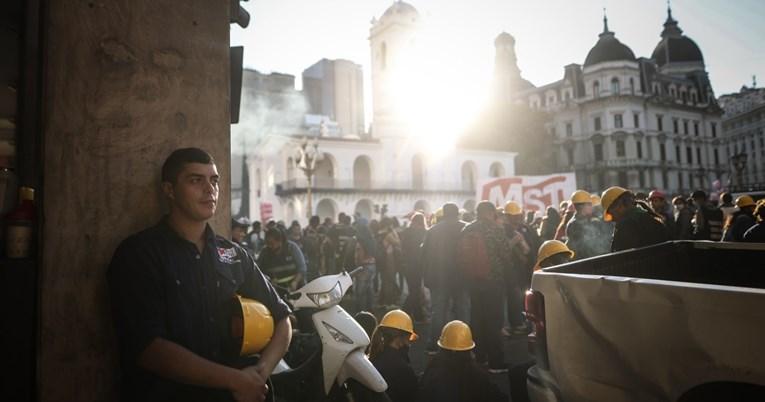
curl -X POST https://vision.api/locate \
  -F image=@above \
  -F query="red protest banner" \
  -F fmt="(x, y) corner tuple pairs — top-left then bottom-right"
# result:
(478, 173), (576, 213)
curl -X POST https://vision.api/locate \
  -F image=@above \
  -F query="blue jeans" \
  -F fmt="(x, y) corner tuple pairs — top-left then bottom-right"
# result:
(428, 284), (470, 349)
(354, 264), (377, 312)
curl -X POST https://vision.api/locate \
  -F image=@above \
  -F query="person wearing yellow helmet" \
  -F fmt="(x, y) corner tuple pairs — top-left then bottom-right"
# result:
(367, 309), (418, 402)
(722, 195), (757, 242)
(565, 190), (611, 260)
(600, 186), (670, 252)
(743, 199), (765, 242)
(108, 148), (292, 402)
(534, 240), (575, 270)
(419, 321), (507, 402)
(501, 200), (541, 337)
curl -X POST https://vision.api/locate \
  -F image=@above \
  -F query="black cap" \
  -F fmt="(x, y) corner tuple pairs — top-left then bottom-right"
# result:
(691, 190), (707, 200)
(232, 216), (251, 228)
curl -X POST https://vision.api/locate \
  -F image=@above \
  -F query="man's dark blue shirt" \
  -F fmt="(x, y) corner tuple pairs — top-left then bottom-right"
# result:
(107, 218), (290, 402)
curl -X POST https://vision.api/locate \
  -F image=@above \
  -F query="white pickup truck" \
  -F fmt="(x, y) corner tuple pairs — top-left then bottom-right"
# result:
(525, 241), (765, 402)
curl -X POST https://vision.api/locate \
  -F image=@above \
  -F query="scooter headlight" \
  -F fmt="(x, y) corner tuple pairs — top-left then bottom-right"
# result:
(307, 282), (343, 308)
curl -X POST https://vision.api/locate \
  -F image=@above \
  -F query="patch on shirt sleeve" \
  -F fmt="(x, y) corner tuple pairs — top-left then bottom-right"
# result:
(217, 247), (241, 264)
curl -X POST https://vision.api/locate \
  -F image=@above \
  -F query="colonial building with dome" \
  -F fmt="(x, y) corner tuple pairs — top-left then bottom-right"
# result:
(234, 1), (516, 224)
(514, 8), (725, 195)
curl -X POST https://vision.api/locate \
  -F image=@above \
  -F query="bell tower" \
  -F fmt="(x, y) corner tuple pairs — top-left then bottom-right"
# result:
(369, 1), (420, 138)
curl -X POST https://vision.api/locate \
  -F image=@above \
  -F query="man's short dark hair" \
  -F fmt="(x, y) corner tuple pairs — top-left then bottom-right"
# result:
(442, 203), (459, 219)
(721, 192), (732, 203)
(161, 148), (215, 184)
(476, 201), (496, 216)
(691, 190), (707, 200)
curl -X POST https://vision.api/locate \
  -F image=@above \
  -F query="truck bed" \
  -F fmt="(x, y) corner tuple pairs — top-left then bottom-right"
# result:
(543, 241), (765, 289)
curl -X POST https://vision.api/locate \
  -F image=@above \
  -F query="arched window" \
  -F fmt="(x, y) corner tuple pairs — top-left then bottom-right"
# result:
(381, 42), (387, 70)
(489, 162), (505, 178)
(354, 199), (374, 220)
(461, 161), (476, 191)
(316, 199), (338, 221)
(593, 81), (600, 98)
(412, 154), (425, 190)
(611, 77), (620, 95)
(353, 156), (372, 189)
(314, 153), (335, 188)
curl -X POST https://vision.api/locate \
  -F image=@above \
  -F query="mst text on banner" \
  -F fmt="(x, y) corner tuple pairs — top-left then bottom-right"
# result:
(478, 173), (577, 213)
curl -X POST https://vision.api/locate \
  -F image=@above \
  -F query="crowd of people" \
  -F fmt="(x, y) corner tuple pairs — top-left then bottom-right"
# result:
(229, 186), (764, 401)
(108, 147), (765, 402)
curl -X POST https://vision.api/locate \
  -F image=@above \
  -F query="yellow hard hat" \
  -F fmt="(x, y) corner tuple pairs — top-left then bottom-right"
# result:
(380, 309), (418, 341)
(504, 201), (523, 216)
(231, 296), (274, 355)
(601, 186), (629, 222)
(590, 194), (601, 206)
(437, 320), (475, 351)
(735, 195), (756, 208)
(434, 208), (444, 218)
(535, 240), (574, 268)
(570, 190), (592, 204)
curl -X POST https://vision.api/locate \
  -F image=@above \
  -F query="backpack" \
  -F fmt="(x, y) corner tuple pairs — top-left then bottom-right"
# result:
(457, 230), (492, 280)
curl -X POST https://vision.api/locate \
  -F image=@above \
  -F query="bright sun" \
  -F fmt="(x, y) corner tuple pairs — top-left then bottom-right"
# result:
(387, 24), (489, 160)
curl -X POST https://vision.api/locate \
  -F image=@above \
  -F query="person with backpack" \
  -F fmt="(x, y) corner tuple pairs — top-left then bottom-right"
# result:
(458, 201), (513, 373)
(420, 203), (468, 355)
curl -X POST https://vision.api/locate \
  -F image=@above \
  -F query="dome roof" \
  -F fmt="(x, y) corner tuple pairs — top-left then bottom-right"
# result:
(380, 1), (419, 22)
(652, 36), (704, 66)
(651, 8), (704, 66)
(584, 17), (636, 67)
(495, 32), (515, 46)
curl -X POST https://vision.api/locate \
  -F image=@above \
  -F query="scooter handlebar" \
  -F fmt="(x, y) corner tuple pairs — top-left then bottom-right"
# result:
(348, 266), (366, 277)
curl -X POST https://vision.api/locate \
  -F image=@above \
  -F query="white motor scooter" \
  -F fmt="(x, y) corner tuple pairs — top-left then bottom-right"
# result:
(269, 268), (389, 402)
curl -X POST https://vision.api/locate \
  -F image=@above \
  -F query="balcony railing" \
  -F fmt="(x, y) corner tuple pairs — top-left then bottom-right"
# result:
(275, 178), (475, 194)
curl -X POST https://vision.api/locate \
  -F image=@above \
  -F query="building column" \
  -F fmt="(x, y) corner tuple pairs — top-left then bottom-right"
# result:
(40, 1), (231, 400)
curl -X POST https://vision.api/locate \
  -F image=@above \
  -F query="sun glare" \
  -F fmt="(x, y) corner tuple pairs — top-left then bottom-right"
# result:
(387, 23), (489, 160)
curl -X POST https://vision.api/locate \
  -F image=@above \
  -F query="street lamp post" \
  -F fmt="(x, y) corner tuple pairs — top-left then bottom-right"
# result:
(730, 153), (748, 189)
(294, 136), (323, 218)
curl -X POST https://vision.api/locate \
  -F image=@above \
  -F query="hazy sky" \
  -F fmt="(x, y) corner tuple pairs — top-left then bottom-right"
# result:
(231, 0), (765, 125)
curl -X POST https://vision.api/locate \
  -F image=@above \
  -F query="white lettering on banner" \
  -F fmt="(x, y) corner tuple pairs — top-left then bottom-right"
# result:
(477, 173), (576, 213)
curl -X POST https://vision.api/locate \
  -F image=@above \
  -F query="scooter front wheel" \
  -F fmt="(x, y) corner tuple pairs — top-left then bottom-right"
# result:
(343, 379), (392, 402)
